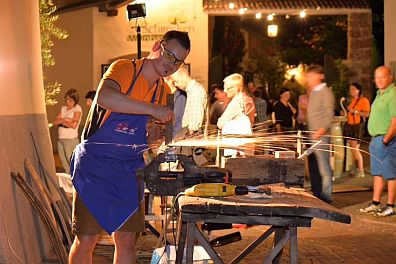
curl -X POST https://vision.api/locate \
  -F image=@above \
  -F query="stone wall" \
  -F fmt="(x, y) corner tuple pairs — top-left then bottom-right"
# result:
(345, 12), (373, 98)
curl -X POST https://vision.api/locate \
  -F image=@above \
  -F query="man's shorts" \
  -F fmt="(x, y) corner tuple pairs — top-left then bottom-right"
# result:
(72, 188), (145, 235)
(370, 135), (396, 180)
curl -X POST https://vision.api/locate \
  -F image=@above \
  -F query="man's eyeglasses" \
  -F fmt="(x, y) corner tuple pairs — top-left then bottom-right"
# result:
(160, 42), (184, 67)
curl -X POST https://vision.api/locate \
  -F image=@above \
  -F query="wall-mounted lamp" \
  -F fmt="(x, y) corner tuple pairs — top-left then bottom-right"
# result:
(267, 24), (278, 37)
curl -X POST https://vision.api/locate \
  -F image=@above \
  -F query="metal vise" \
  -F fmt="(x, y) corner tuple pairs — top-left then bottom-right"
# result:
(140, 152), (228, 196)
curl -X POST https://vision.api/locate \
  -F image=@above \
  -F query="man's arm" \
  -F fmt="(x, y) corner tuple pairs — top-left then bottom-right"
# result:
(383, 117), (396, 145)
(97, 79), (174, 123)
(312, 89), (335, 140)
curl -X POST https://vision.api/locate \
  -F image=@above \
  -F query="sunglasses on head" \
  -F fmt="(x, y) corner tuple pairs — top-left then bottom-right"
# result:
(160, 42), (185, 68)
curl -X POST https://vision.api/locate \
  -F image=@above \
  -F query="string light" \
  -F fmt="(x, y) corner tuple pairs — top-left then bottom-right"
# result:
(267, 13), (274, 21)
(255, 12), (262, 19)
(229, 2), (235, 9)
(299, 10), (306, 18)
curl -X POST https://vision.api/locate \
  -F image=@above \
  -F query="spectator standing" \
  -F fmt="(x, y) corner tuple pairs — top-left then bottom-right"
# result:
(343, 82), (370, 177)
(273, 87), (297, 132)
(84, 90), (96, 107)
(168, 66), (207, 137)
(359, 66), (396, 217)
(53, 89), (82, 174)
(253, 89), (268, 125)
(305, 65), (335, 203)
(297, 92), (309, 130)
(217, 73), (256, 157)
(209, 84), (229, 125)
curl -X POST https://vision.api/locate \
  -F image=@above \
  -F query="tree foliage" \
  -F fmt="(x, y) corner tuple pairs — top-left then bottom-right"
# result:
(279, 15), (347, 66)
(39, 0), (68, 106)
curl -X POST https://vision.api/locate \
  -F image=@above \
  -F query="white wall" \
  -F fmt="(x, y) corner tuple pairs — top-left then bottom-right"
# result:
(92, 0), (209, 85)
(46, 0), (208, 129)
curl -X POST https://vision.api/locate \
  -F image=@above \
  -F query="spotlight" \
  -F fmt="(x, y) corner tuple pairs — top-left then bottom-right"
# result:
(126, 3), (146, 20)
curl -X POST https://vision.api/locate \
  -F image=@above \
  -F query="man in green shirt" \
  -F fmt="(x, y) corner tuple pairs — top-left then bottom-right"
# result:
(359, 66), (396, 217)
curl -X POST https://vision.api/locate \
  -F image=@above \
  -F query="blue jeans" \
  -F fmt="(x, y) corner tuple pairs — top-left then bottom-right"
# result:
(310, 136), (333, 202)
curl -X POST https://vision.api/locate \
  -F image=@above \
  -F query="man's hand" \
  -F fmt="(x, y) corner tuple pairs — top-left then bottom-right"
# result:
(312, 127), (327, 140)
(152, 105), (174, 123)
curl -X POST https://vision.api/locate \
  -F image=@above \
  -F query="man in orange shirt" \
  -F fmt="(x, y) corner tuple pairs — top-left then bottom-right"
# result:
(69, 31), (190, 263)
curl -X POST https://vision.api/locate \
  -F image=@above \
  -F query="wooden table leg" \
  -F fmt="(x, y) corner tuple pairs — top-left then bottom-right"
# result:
(186, 222), (195, 263)
(264, 227), (290, 264)
(230, 227), (275, 264)
(192, 223), (224, 264)
(289, 225), (298, 264)
(175, 219), (187, 264)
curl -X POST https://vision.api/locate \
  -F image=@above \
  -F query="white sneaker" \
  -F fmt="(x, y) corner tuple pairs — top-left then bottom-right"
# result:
(358, 203), (382, 214)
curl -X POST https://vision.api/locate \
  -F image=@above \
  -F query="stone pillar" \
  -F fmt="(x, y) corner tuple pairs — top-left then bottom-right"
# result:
(384, 0), (396, 77)
(345, 12), (372, 97)
(0, 0), (58, 262)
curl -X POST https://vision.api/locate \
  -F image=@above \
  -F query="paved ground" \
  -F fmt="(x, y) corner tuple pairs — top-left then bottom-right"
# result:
(92, 173), (396, 264)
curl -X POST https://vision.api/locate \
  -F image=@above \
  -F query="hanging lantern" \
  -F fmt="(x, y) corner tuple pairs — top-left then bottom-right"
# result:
(267, 24), (278, 37)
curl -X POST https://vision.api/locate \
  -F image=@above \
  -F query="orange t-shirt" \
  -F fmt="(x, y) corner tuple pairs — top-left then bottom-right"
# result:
(347, 96), (370, 125)
(101, 59), (171, 122)
(104, 59), (170, 105)
(82, 59), (171, 140)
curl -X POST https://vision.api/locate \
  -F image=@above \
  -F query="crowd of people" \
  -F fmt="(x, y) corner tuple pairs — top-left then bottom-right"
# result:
(50, 29), (395, 262)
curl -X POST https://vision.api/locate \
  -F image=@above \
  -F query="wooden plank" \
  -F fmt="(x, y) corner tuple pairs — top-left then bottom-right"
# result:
(11, 172), (68, 264)
(25, 159), (72, 246)
(182, 213), (312, 227)
(179, 187), (351, 224)
(225, 157), (305, 186)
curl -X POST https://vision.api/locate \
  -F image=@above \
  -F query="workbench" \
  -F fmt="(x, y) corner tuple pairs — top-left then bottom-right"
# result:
(175, 186), (351, 264)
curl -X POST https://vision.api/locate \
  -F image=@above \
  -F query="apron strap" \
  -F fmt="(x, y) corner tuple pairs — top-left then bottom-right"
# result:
(126, 59), (142, 96)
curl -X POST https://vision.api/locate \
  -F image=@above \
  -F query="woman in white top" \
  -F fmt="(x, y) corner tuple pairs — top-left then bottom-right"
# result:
(217, 73), (256, 157)
(53, 89), (82, 174)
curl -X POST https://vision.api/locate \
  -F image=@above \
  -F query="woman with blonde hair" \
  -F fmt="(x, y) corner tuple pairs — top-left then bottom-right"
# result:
(217, 73), (256, 157)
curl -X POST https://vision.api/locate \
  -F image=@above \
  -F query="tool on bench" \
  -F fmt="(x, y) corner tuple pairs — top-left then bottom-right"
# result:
(185, 183), (248, 197)
(141, 147), (230, 196)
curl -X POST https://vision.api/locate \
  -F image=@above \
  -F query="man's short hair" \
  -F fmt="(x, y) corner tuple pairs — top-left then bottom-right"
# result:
(85, 91), (96, 100)
(305, 64), (325, 75)
(161, 30), (191, 51)
(211, 83), (224, 92)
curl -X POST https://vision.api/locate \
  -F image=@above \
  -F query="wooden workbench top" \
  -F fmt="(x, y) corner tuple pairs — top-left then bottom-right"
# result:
(178, 186), (351, 224)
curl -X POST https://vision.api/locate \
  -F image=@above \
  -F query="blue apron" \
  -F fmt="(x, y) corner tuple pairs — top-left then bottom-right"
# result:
(71, 64), (159, 234)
